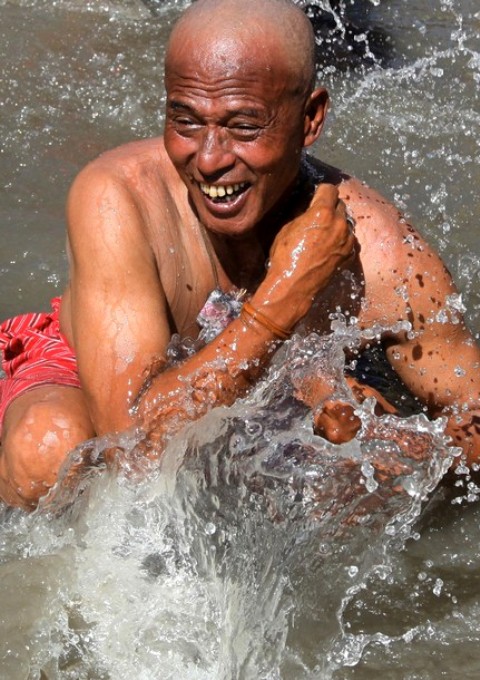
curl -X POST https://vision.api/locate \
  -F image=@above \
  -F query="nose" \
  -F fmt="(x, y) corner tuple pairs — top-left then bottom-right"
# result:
(196, 126), (235, 178)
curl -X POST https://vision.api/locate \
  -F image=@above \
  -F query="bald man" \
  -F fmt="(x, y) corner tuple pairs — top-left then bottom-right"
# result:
(1, 0), (479, 509)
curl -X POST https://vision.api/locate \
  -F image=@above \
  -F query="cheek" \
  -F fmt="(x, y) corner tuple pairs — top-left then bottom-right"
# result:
(234, 141), (295, 176)
(252, 147), (303, 189)
(164, 129), (195, 169)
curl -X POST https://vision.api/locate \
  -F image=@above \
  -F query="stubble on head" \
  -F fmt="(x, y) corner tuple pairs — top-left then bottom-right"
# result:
(165, 0), (316, 103)
(162, 0), (326, 239)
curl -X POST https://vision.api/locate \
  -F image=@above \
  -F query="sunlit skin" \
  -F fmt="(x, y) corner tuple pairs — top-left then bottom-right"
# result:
(1, 0), (480, 510)
(164, 32), (327, 238)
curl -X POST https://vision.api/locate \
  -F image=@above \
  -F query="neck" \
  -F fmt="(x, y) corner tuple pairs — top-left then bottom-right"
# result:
(209, 230), (267, 292)
(255, 153), (321, 249)
(204, 154), (323, 292)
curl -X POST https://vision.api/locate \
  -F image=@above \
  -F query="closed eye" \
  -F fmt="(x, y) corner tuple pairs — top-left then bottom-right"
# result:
(228, 123), (261, 140)
(174, 117), (200, 127)
(168, 114), (203, 137)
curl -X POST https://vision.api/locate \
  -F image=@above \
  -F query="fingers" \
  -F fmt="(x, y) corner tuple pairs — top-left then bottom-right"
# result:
(267, 181), (357, 294)
(311, 185), (354, 236)
(345, 376), (398, 415)
(330, 203), (357, 266)
(334, 195), (347, 220)
(310, 182), (339, 208)
(314, 400), (361, 444)
(311, 185), (354, 241)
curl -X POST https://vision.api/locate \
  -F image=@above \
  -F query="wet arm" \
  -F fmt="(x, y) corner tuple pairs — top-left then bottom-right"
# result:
(66, 165), (172, 434)
(294, 181), (480, 456)
(136, 184), (356, 448)
(383, 247), (480, 467)
(68, 174), (353, 447)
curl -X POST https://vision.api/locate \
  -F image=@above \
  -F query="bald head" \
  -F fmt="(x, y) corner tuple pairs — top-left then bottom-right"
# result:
(166, 0), (316, 99)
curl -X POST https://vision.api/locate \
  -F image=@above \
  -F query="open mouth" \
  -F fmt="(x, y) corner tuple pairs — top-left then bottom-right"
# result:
(199, 181), (250, 204)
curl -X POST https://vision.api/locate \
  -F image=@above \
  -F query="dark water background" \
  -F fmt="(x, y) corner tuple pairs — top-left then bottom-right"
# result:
(1, 0), (480, 678)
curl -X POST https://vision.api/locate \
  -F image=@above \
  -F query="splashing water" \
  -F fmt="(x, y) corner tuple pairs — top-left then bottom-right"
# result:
(1, 0), (480, 678)
(0, 327), (456, 679)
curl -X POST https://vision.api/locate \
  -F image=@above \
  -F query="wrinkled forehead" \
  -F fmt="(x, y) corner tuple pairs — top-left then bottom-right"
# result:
(165, 24), (294, 90)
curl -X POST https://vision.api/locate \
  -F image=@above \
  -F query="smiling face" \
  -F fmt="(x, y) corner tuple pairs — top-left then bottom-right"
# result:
(164, 19), (327, 237)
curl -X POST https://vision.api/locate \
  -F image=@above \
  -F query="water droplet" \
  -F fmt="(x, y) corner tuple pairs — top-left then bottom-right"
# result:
(361, 460), (378, 492)
(245, 420), (263, 437)
(205, 522), (216, 535)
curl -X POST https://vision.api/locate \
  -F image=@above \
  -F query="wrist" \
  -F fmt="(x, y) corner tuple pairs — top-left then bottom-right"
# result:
(252, 275), (312, 329)
(240, 301), (291, 340)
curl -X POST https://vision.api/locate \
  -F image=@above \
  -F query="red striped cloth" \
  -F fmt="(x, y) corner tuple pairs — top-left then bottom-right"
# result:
(0, 297), (81, 434)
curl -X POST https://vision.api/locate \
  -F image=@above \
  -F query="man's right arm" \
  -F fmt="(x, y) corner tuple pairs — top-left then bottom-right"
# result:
(66, 161), (173, 435)
(66, 167), (353, 450)
(135, 184), (355, 450)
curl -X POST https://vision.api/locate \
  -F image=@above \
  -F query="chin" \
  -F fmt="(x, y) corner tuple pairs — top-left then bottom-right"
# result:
(201, 216), (257, 238)
(193, 204), (259, 237)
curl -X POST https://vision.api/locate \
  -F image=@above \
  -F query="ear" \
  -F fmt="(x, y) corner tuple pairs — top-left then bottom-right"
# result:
(303, 87), (329, 147)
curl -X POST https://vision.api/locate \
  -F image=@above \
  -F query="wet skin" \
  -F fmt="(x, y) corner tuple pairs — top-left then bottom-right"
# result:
(0, 38), (354, 507)
(1, 3), (480, 509)
(164, 39), (327, 240)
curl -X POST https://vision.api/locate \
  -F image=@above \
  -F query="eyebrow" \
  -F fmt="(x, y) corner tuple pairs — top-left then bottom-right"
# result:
(168, 101), (194, 112)
(167, 100), (264, 119)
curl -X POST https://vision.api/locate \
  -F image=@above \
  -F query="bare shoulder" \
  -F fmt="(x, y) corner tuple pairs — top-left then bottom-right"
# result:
(66, 136), (187, 249)
(68, 136), (173, 203)
(311, 159), (411, 251)
(338, 175), (441, 272)
(335, 173), (457, 326)
(338, 175), (407, 247)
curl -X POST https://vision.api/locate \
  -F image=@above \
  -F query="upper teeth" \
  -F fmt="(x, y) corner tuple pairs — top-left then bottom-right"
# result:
(200, 182), (247, 198)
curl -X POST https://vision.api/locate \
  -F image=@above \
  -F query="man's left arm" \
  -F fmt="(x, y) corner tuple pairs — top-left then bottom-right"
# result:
(291, 177), (480, 465)
(381, 240), (480, 468)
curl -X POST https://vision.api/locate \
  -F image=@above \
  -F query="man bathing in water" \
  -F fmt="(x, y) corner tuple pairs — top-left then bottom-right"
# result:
(1, 0), (480, 510)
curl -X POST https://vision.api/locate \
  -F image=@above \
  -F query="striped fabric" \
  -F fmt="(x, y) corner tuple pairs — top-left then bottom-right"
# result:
(0, 297), (81, 434)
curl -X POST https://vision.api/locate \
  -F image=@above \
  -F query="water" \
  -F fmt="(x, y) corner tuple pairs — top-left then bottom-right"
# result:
(1, 0), (479, 678)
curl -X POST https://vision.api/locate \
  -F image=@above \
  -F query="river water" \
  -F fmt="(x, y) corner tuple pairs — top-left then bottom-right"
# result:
(0, 0), (479, 678)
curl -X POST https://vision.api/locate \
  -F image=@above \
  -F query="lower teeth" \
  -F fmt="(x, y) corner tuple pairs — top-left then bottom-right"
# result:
(213, 194), (236, 203)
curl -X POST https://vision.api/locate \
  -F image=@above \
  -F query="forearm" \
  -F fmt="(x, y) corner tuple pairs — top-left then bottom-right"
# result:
(135, 280), (303, 448)
(135, 190), (355, 450)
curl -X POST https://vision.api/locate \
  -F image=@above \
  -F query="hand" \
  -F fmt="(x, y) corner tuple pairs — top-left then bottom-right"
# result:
(313, 400), (362, 444)
(314, 378), (399, 444)
(266, 184), (356, 318)
(293, 368), (398, 445)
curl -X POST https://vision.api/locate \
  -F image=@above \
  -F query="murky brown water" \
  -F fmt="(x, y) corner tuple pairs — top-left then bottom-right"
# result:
(1, 0), (480, 678)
